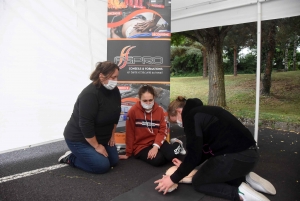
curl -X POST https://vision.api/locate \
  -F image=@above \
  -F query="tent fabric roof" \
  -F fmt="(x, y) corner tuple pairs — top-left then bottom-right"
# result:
(172, 0), (300, 32)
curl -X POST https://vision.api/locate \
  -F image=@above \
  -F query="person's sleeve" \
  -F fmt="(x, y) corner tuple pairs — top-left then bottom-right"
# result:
(153, 108), (167, 148)
(170, 114), (204, 183)
(78, 93), (98, 138)
(114, 87), (122, 124)
(125, 107), (135, 157)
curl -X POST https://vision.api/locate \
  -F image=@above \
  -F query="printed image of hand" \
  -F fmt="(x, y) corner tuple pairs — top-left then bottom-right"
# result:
(172, 158), (182, 167)
(134, 20), (157, 32)
(147, 146), (158, 159)
(95, 144), (108, 157)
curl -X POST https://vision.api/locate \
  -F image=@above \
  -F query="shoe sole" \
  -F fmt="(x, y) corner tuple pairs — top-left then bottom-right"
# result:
(58, 151), (72, 162)
(246, 172), (276, 195)
(239, 182), (270, 201)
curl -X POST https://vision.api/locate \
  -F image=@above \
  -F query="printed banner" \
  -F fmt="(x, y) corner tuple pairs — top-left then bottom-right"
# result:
(107, 0), (171, 148)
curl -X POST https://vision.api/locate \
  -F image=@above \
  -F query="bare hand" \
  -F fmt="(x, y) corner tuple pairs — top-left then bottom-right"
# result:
(172, 158), (182, 167)
(154, 175), (174, 195)
(119, 155), (129, 159)
(95, 144), (108, 157)
(108, 135), (115, 146)
(147, 146), (158, 159)
(134, 20), (156, 32)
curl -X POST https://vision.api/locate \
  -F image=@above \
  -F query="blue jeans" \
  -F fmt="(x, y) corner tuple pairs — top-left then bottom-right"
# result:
(65, 139), (119, 174)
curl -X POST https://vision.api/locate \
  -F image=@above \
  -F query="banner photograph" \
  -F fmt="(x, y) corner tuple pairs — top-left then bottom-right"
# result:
(107, 0), (171, 147)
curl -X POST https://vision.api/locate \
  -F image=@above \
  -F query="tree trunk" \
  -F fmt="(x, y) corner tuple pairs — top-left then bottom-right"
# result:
(202, 48), (208, 78)
(207, 39), (226, 106)
(293, 34), (298, 71)
(233, 46), (237, 76)
(284, 39), (290, 71)
(261, 22), (276, 96)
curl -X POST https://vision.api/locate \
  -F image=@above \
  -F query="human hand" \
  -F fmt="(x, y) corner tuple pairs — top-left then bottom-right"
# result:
(154, 175), (175, 195)
(134, 20), (156, 32)
(147, 146), (158, 159)
(119, 155), (129, 159)
(172, 158), (182, 167)
(95, 144), (108, 157)
(108, 135), (115, 146)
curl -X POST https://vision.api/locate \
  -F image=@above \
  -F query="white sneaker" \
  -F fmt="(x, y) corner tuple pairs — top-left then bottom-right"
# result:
(58, 151), (72, 163)
(239, 182), (270, 201)
(170, 138), (186, 155)
(246, 172), (276, 195)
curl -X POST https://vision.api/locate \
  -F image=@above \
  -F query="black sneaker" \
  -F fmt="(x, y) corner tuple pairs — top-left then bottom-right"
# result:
(58, 151), (71, 163)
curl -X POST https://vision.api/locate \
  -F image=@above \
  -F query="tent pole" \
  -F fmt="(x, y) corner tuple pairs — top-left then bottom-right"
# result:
(254, 1), (262, 145)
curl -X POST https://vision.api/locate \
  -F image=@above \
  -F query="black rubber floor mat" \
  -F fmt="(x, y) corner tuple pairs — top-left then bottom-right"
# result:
(111, 173), (204, 201)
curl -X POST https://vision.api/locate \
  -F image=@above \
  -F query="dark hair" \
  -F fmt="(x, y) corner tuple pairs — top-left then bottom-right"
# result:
(90, 61), (119, 88)
(167, 96), (186, 117)
(138, 84), (156, 99)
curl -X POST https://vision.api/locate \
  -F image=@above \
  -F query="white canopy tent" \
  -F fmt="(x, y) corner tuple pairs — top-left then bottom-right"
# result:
(0, 0), (299, 153)
(172, 0), (300, 143)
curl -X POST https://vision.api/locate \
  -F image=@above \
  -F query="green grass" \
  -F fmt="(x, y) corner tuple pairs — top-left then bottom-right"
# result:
(170, 71), (300, 124)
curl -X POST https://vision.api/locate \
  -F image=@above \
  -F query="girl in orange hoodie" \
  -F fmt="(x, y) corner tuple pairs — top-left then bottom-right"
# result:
(119, 85), (185, 166)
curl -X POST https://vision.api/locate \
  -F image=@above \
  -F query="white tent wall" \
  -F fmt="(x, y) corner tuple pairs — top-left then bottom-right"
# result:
(0, 0), (107, 153)
(172, 0), (300, 32)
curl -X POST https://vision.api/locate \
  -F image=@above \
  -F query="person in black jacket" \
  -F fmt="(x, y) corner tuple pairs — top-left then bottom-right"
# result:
(155, 96), (276, 201)
(58, 61), (121, 174)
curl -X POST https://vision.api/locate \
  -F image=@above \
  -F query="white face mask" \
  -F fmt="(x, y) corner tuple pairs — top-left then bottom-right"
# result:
(177, 119), (183, 128)
(103, 80), (117, 90)
(141, 101), (154, 111)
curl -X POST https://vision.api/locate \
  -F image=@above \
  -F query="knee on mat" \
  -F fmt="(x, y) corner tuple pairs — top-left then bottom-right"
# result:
(109, 157), (119, 167)
(192, 177), (203, 191)
(90, 160), (111, 174)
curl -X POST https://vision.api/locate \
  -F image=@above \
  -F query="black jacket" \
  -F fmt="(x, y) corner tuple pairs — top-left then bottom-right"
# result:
(170, 98), (256, 183)
(64, 83), (121, 144)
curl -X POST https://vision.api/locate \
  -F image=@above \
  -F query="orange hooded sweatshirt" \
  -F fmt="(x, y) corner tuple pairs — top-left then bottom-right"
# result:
(125, 101), (168, 157)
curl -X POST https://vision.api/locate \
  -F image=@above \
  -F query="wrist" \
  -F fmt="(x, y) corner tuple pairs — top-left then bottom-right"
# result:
(153, 143), (160, 149)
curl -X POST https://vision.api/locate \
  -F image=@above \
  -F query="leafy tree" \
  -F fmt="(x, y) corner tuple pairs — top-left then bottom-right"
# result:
(261, 20), (277, 96)
(224, 23), (253, 76)
(180, 27), (231, 106)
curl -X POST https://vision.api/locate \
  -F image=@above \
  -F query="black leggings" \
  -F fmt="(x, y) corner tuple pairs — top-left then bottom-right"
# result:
(192, 149), (259, 201)
(135, 141), (180, 166)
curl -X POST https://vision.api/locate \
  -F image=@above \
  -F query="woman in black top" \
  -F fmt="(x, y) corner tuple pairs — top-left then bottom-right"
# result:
(58, 61), (121, 174)
(155, 96), (276, 201)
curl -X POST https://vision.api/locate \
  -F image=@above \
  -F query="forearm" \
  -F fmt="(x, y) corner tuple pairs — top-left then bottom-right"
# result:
(85, 136), (99, 149)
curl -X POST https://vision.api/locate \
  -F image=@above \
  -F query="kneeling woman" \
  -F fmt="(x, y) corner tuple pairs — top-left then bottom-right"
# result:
(58, 61), (121, 174)
(155, 96), (276, 201)
(119, 85), (185, 166)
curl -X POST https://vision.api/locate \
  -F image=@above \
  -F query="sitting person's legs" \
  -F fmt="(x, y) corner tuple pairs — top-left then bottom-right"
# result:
(159, 140), (184, 161)
(65, 139), (111, 174)
(135, 146), (167, 166)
